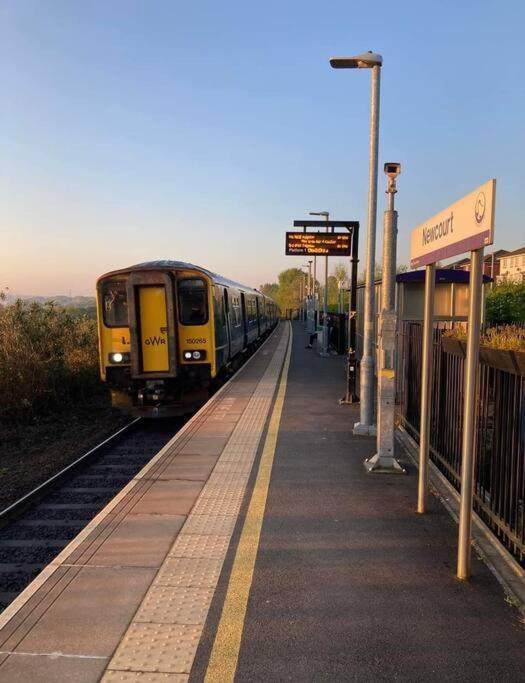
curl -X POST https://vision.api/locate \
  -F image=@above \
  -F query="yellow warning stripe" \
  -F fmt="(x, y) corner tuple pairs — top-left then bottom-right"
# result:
(204, 322), (293, 683)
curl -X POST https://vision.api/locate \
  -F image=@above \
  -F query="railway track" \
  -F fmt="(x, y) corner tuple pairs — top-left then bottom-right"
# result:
(0, 417), (181, 612)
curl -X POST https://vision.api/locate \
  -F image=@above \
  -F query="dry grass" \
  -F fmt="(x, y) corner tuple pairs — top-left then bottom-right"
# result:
(443, 324), (525, 351)
(0, 299), (102, 423)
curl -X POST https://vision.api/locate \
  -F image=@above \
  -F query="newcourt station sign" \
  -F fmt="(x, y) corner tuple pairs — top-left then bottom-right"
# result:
(410, 179), (496, 268)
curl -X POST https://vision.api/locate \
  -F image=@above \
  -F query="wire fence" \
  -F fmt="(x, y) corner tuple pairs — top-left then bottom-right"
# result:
(398, 322), (525, 566)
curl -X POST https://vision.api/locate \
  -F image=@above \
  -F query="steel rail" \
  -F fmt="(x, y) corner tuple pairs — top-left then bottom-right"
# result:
(0, 417), (142, 527)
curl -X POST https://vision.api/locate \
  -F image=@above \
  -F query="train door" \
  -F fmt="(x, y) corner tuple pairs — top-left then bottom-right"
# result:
(255, 297), (261, 337)
(126, 272), (177, 377)
(223, 288), (232, 361)
(240, 292), (248, 348)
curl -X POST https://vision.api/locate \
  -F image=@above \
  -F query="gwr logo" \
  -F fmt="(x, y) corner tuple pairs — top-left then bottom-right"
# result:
(145, 336), (166, 346)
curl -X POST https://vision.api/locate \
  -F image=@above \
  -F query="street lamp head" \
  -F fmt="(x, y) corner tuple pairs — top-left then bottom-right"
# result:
(329, 51), (383, 69)
(309, 211), (329, 217)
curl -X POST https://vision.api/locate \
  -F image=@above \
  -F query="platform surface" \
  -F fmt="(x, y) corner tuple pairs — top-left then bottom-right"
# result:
(0, 321), (524, 682)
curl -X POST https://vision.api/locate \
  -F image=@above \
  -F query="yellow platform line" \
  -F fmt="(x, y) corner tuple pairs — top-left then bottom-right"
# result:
(204, 322), (293, 683)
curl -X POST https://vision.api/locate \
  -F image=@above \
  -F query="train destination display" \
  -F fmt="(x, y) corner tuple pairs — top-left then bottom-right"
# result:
(286, 232), (351, 256)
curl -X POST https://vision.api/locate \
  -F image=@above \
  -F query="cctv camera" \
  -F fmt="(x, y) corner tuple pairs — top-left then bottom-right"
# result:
(384, 162), (401, 178)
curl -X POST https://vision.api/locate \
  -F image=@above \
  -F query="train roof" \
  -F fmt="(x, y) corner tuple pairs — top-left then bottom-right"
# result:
(98, 260), (273, 299)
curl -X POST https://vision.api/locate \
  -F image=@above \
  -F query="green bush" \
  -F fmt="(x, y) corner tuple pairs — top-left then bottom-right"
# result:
(0, 300), (102, 423)
(486, 282), (525, 324)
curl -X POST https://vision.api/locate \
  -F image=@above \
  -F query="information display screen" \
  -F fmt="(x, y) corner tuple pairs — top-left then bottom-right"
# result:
(285, 232), (351, 256)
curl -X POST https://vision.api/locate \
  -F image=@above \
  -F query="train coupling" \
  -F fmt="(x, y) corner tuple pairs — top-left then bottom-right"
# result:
(137, 380), (166, 406)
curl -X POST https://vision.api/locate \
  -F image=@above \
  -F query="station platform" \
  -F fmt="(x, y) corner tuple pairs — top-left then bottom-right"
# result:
(0, 320), (523, 682)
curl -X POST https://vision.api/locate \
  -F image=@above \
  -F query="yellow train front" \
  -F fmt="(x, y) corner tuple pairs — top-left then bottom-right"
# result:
(96, 260), (279, 417)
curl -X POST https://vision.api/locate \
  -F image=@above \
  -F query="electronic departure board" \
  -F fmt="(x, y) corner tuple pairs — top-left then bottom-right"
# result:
(285, 232), (351, 256)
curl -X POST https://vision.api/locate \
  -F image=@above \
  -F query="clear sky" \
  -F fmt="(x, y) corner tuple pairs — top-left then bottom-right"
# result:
(2, 0), (524, 296)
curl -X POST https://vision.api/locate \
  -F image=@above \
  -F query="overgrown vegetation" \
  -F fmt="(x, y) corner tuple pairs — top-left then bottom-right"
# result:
(0, 299), (102, 423)
(261, 263), (410, 313)
(261, 265), (349, 314)
(486, 282), (525, 324)
(443, 324), (525, 351)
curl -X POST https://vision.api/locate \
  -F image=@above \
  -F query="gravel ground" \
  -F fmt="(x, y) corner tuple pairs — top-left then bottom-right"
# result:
(0, 395), (130, 511)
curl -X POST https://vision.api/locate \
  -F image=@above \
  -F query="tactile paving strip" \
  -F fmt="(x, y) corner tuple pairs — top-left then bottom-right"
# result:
(103, 672), (188, 682)
(105, 325), (290, 678)
(155, 557), (223, 589)
(190, 494), (243, 517)
(135, 585), (213, 625)
(168, 533), (231, 560)
(108, 622), (200, 674)
(182, 514), (237, 536)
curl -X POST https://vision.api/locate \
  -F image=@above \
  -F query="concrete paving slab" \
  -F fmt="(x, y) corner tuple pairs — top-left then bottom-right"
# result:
(130, 480), (205, 516)
(0, 653), (108, 683)
(178, 436), (231, 457)
(16, 566), (157, 657)
(151, 454), (220, 482)
(84, 513), (186, 568)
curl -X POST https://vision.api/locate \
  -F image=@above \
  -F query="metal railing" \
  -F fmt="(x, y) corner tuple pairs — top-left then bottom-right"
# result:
(398, 322), (525, 566)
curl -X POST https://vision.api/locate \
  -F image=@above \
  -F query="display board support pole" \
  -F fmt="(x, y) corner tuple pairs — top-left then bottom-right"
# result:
(417, 263), (435, 510)
(340, 224), (360, 405)
(457, 247), (483, 579)
(321, 215), (330, 357)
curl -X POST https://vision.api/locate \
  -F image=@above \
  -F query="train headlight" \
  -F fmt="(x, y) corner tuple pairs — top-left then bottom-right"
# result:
(183, 350), (206, 361)
(109, 352), (130, 364)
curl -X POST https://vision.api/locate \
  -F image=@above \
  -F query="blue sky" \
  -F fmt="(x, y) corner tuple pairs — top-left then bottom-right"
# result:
(2, 0), (524, 295)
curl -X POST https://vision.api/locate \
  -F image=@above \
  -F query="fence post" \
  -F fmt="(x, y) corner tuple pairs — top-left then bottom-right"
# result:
(457, 247), (484, 579)
(417, 265), (435, 512)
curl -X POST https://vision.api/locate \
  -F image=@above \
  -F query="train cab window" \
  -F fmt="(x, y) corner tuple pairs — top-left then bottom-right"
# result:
(102, 281), (128, 327)
(178, 279), (208, 325)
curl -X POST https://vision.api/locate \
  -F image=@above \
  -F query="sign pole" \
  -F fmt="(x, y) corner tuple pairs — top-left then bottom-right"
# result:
(457, 247), (484, 579)
(417, 263), (435, 511)
(313, 256), (317, 325)
(322, 215), (330, 357)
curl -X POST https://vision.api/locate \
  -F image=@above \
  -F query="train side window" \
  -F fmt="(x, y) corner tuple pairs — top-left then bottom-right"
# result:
(102, 281), (128, 327)
(231, 297), (241, 327)
(214, 286), (227, 327)
(178, 279), (208, 325)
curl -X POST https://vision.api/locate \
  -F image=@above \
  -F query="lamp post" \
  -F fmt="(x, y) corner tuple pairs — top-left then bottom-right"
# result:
(330, 51), (383, 435)
(310, 211), (330, 356)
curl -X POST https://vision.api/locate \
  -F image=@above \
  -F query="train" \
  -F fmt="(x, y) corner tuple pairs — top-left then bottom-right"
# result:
(96, 260), (279, 417)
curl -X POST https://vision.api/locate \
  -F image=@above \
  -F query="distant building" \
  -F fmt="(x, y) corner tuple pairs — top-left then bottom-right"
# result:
(497, 247), (525, 284)
(446, 249), (509, 280)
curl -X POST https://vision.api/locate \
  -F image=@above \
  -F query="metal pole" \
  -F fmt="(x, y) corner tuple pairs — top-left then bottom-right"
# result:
(417, 263), (435, 510)
(354, 63), (380, 435)
(340, 224), (360, 405)
(364, 171), (404, 473)
(457, 248), (483, 579)
(299, 277), (303, 321)
(322, 214), (330, 356)
(304, 273), (308, 321)
(349, 224), (359, 354)
(313, 256), (317, 324)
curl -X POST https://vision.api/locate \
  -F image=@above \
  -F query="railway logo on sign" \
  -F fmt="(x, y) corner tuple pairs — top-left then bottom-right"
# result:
(475, 192), (486, 224)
